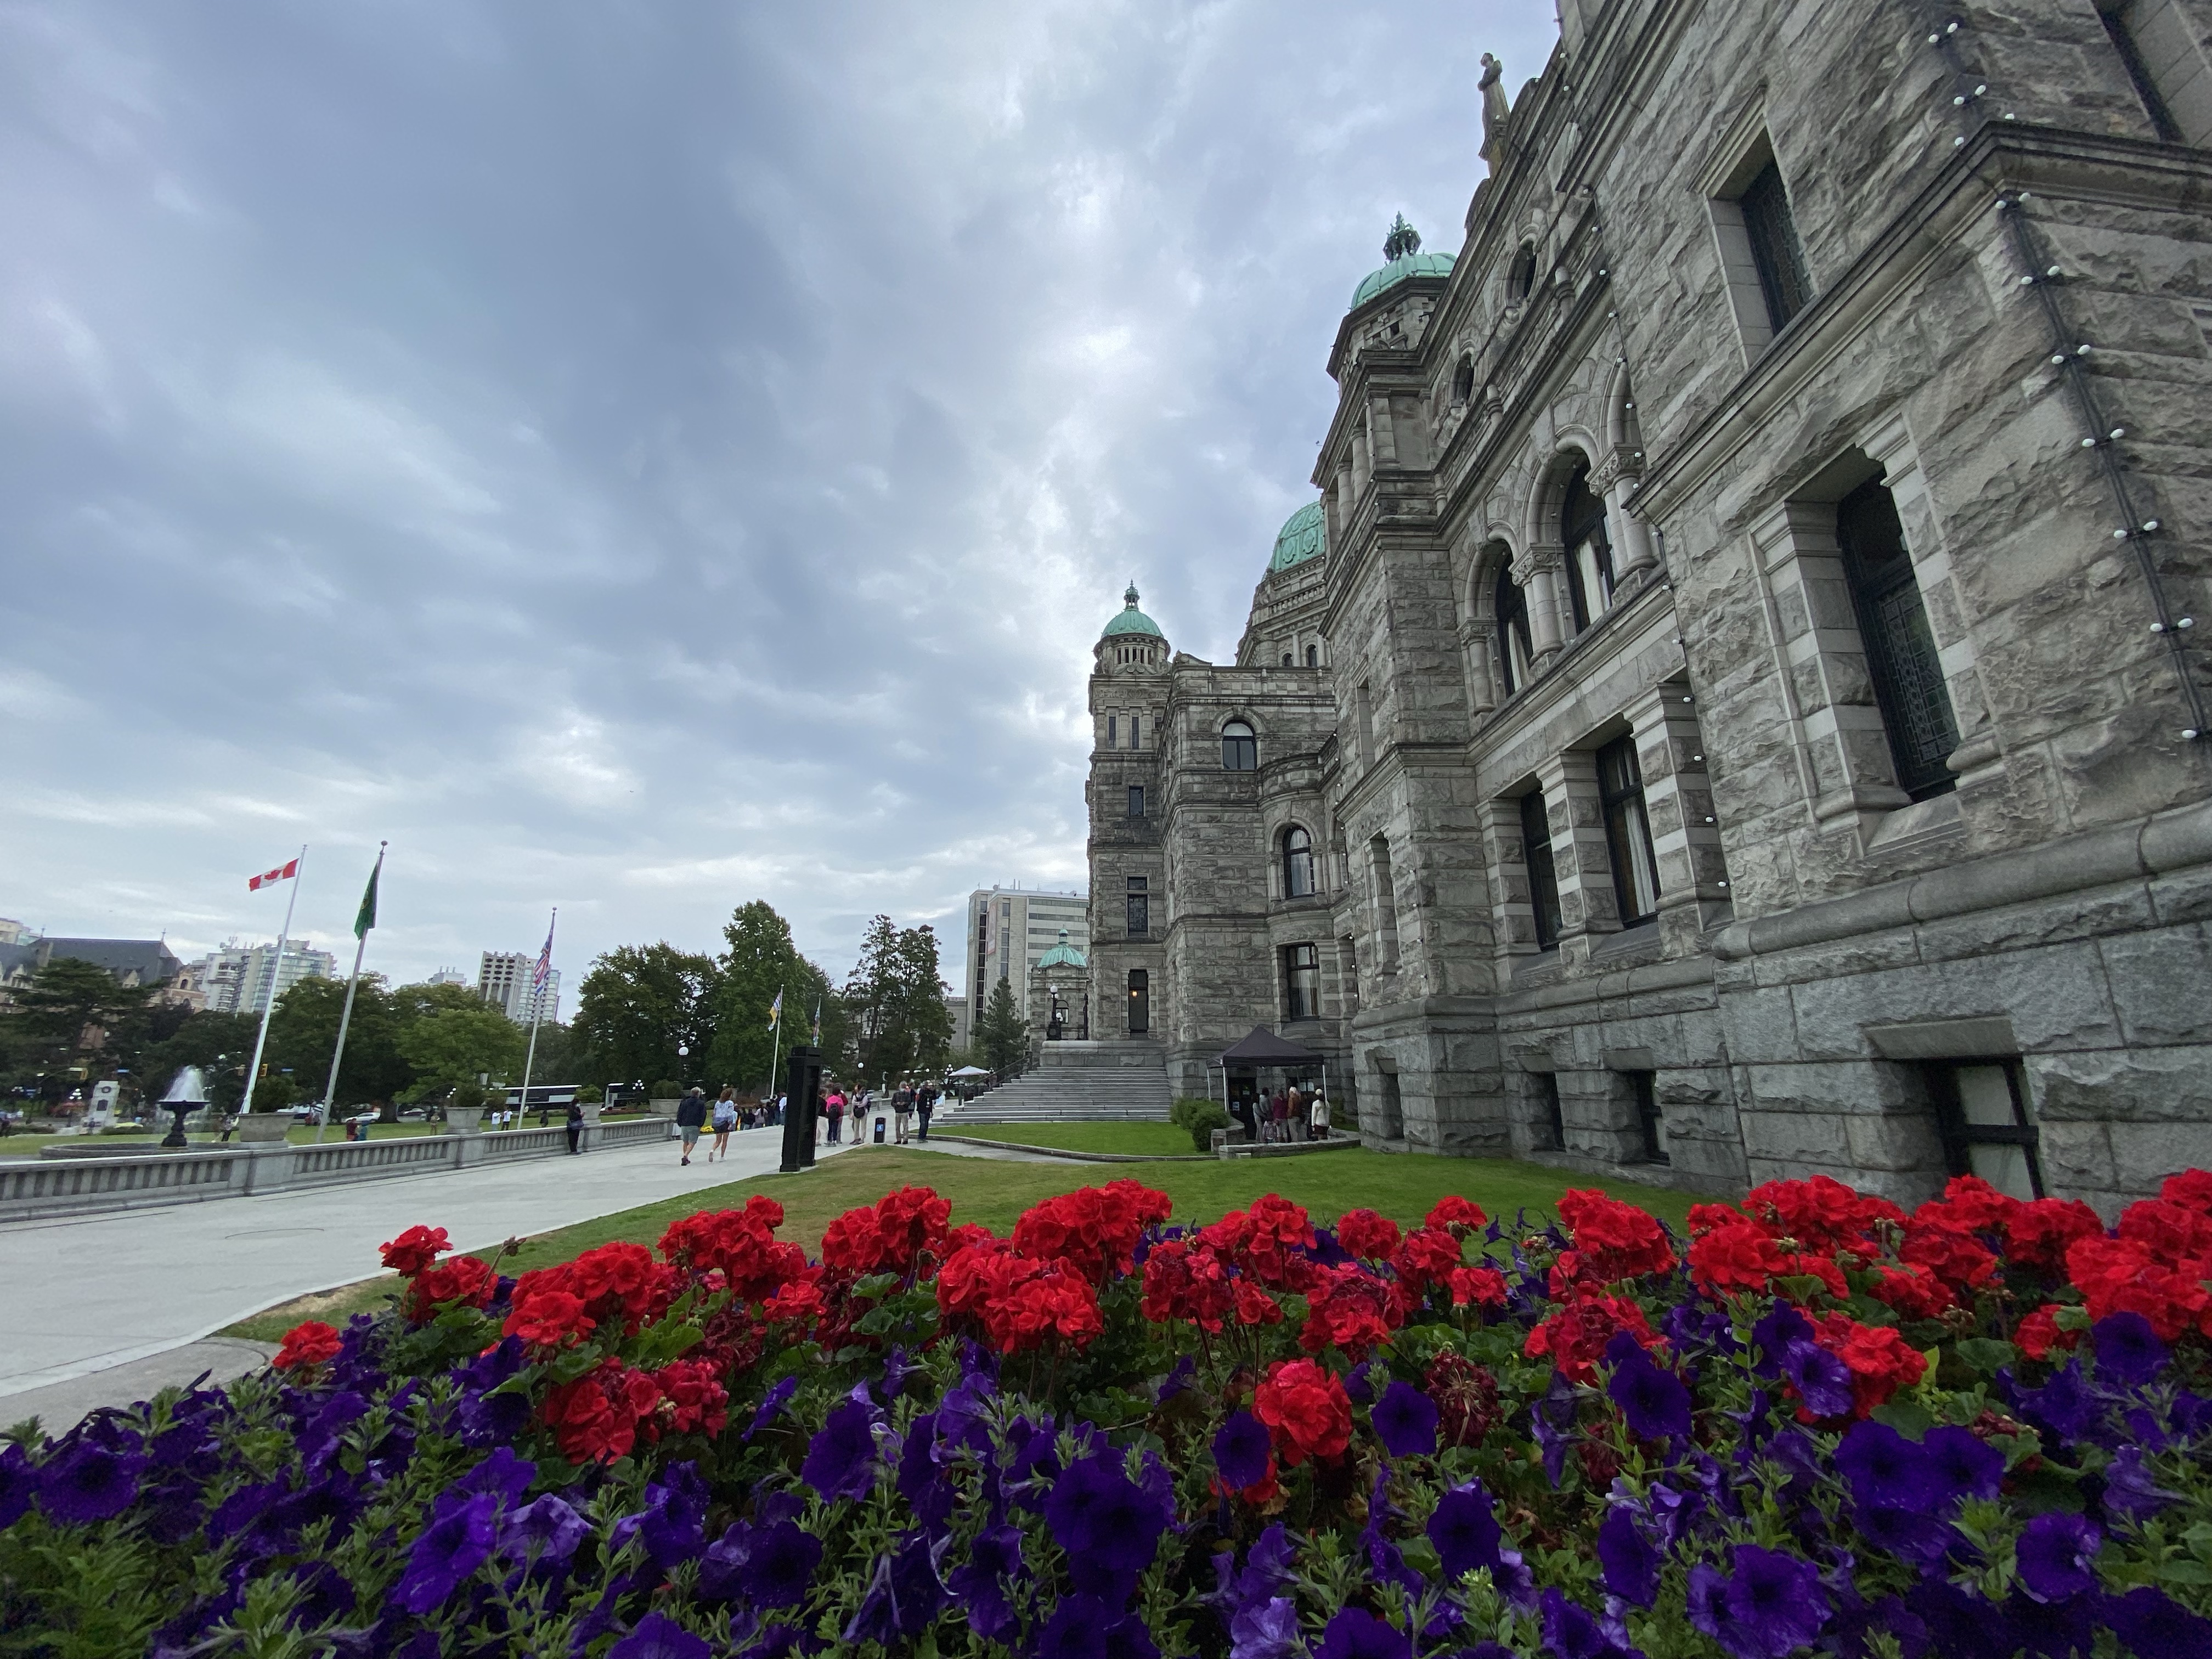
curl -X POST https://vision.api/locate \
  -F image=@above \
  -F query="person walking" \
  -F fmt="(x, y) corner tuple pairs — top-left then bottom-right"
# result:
(709, 1087), (737, 1161)
(676, 1087), (708, 1166)
(916, 1082), (936, 1143)
(1310, 1089), (1330, 1142)
(825, 1088), (845, 1144)
(564, 1098), (584, 1154)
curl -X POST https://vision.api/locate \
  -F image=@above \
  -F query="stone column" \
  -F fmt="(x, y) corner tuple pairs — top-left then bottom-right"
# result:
(1459, 618), (1497, 714)
(1516, 544), (1568, 664)
(1350, 422), (1372, 500)
(1601, 452), (1657, 578)
(1367, 394), (1398, 470)
(1622, 679), (1733, 950)
(1533, 749), (1616, 960)
(1478, 793), (1537, 956)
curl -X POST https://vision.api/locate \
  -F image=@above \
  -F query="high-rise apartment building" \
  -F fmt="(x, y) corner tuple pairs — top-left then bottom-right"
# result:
(191, 939), (336, 1015)
(479, 951), (560, 1025)
(960, 887), (1088, 1034)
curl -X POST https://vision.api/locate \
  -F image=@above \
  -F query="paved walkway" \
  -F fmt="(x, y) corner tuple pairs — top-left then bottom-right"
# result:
(0, 1127), (845, 1402)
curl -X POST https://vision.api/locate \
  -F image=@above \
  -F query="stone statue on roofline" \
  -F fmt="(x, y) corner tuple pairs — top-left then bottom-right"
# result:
(1480, 52), (1513, 167)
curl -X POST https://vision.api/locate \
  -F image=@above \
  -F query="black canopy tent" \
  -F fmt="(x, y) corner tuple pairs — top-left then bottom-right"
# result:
(1211, 1028), (1332, 1141)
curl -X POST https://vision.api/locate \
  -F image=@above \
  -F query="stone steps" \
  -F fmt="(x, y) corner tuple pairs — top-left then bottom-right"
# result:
(942, 1047), (1173, 1123)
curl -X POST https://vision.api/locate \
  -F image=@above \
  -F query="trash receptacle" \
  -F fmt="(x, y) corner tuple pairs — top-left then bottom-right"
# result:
(873, 1114), (888, 1144)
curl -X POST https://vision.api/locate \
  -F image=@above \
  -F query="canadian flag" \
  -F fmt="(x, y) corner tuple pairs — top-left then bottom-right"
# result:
(247, 859), (300, 891)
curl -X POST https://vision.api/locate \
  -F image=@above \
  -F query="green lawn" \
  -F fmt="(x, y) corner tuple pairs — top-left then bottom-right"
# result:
(219, 1145), (1697, 1343)
(937, 1121), (1199, 1157)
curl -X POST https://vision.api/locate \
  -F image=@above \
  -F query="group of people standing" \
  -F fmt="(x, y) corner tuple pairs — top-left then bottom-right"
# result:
(1230, 1080), (1330, 1145)
(820, 1080), (941, 1145)
(672, 1077), (951, 1167)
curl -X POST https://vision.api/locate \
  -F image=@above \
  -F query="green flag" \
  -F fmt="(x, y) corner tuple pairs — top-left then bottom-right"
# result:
(354, 849), (383, 941)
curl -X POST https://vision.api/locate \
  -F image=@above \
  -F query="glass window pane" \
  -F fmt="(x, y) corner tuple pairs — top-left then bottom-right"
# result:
(1955, 1065), (2019, 1127)
(1967, 1142), (2039, 1201)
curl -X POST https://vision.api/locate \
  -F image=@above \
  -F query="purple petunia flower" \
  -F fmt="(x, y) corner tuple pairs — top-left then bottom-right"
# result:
(2091, 1312), (2168, 1387)
(34, 1441), (148, 1526)
(1780, 1340), (1855, 1420)
(1920, 1425), (2004, 1508)
(1214, 1410), (1272, 1490)
(1539, 1588), (1613, 1659)
(607, 1612), (711, 1659)
(453, 1445), (536, 1509)
(1103, 1610), (1163, 1659)
(946, 1522), (1024, 1642)
(501, 1493), (588, 1567)
(1042, 1451), (1173, 1585)
(1751, 1303), (1815, 1375)
(1034, 1592), (1114, 1659)
(1716, 1544), (1829, 1659)
(2100, 1444), (2180, 1523)
(0, 1443), (36, 1531)
(744, 1375), (798, 1442)
(1373, 1379), (1440, 1458)
(1854, 1503), (1956, 1567)
(1228, 1597), (1299, 1659)
(1604, 1331), (1691, 1440)
(2016, 1512), (2101, 1602)
(1429, 1479), (1505, 1581)
(2015, 1361), (2097, 1442)
(750, 1519), (825, 1609)
(2102, 1586), (2212, 1658)
(1314, 1606), (1412, 1659)
(1908, 1578), (2017, 1659)
(1833, 1420), (1935, 1513)
(1596, 1505), (1659, 1608)
(393, 1490), (497, 1615)
(802, 1396), (883, 1502)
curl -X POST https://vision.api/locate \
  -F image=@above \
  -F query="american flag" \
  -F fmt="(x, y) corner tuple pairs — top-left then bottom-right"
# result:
(531, 912), (555, 1000)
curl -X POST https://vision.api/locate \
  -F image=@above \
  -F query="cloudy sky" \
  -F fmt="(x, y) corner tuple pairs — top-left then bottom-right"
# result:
(0, 0), (1558, 997)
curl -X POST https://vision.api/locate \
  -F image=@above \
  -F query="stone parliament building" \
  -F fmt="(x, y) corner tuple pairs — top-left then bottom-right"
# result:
(1082, 0), (2212, 1215)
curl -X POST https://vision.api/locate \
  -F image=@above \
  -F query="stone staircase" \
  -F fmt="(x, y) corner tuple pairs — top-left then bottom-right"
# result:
(940, 1042), (1173, 1124)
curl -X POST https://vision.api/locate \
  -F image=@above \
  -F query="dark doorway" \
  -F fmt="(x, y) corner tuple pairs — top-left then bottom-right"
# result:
(1126, 969), (1149, 1035)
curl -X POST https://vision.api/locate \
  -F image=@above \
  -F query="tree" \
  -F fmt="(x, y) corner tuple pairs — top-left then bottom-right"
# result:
(132, 1009), (259, 1114)
(975, 977), (1030, 1079)
(397, 1003), (526, 1099)
(265, 974), (410, 1110)
(704, 901), (839, 1096)
(0, 958), (157, 1088)
(844, 917), (952, 1085)
(571, 943), (717, 1094)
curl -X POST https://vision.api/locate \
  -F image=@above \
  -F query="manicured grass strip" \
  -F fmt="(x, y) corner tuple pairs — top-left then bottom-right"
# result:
(935, 1121), (1197, 1157)
(218, 1147), (1701, 1343)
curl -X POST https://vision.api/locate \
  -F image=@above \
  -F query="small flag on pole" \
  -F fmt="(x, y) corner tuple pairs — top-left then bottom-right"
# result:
(768, 990), (783, 1030)
(531, 916), (555, 998)
(811, 998), (821, 1045)
(248, 859), (300, 891)
(353, 853), (382, 940)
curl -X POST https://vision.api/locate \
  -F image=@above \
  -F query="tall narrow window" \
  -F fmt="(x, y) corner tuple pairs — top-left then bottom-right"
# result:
(1452, 356), (1475, 404)
(1596, 736), (1662, 927)
(1496, 566), (1533, 695)
(1106, 715), (1118, 749)
(1305, 644), (1319, 668)
(1370, 837), (1400, 966)
(1561, 462), (1615, 631)
(1282, 825), (1316, 898)
(1837, 479), (1960, 800)
(2097, 2), (2191, 143)
(1127, 786), (1145, 819)
(1629, 1071), (1668, 1163)
(1126, 970), (1149, 1035)
(1222, 720), (1257, 771)
(1125, 877), (1149, 938)
(1739, 160), (1813, 332)
(1282, 652), (1294, 667)
(1929, 1062), (2042, 1198)
(1537, 1073), (1566, 1149)
(1505, 244), (1537, 302)
(1129, 715), (1140, 749)
(1284, 943), (1319, 1020)
(1519, 790), (1563, 948)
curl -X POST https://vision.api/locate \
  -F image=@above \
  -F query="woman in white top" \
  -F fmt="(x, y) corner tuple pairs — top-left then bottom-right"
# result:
(709, 1087), (738, 1161)
(1310, 1092), (1330, 1141)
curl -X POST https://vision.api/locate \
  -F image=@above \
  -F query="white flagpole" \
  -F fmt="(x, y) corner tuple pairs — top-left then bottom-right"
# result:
(766, 980), (786, 1104)
(240, 844), (307, 1124)
(516, 907), (555, 1127)
(316, 842), (384, 1143)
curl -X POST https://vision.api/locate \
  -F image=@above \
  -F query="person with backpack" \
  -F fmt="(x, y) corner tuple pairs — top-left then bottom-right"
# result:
(564, 1098), (584, 1154)
(675, 1087), (708, 1166)
(825, 1088), (846, 1144)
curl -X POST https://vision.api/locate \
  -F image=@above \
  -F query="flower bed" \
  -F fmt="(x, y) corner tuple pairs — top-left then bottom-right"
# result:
(4, 1170), (2210, 1658)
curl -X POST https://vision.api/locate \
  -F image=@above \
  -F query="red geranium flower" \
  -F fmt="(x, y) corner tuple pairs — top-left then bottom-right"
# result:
(1810, 1312), (1927, 1417)
(1554, 1189), (1675, 1285)
(822, 1186), (953, 1278)
(379, 1224), (450, 1277)
(1446, 1265), (1508, 1308)
(2015, 1302), (2080, 1361)
(404, 1254), (498, 1324)
(1425, 1195), (1489, 1237)
(1252, 1358), (1352, 1466)
(1866, 1264), (1955, 1321)
(1334, 1209), (1402, 1260)
(1392, 1227), (1464, 1296)
(1525, 1288), (1660, 1383)
(1298, 1263), (1404, 1357)
(2002, 1198), (2102, 1278)
(1140, 1239), (1235, 1332)
(272, 1320), (342, 1371)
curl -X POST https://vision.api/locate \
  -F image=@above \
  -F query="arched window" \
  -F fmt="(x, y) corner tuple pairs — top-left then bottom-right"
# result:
(1305, 644), (1319, 668)
(1282, 825), (1316, 898)
(1452, 356), (1475, 404)
(1222, 720), (1257, 771)
(1281, 652), (1293, 667)
(1496, 563), (1533, 696)
(1562, 461), (1615, 631)
(1506, 244), (1537, 302)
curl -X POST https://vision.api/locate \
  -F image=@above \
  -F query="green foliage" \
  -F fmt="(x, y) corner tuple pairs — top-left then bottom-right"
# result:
(266, 973), (410, 1109)
(447, 1080), (487, 1115)
(132, 1009), (259, 1113)
(704, 901), (837, 1094)
(571, 943), (717, 1094)
(843, 916), (952, 1085)
(975, 977), (1029, 1077)
(1180, 1099), (1232, 1152)
(396, 1002), (524, 1096)
(649, 1079), (683, 1101)
(0, 957), (156, 1086)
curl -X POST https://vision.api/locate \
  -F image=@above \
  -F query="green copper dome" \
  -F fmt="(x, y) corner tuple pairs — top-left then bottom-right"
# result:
(1101, 583), (1164, 640)
(1350, 250), (1456, 309)
(1267, 501), (1327, 574)
(1037, 928), (1087, 969)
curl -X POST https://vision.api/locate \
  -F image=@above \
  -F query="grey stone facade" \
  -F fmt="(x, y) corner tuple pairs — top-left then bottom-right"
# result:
(1085, 0), (2212, 1214)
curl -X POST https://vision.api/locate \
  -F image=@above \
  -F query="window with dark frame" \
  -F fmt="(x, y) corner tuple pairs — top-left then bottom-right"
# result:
(2097, 2), (2188, 142)
(1281, 652), (1293, 667)
(1739, 159), (1813, 334)
(1222, 720), (1257, 771)
(1537, 1072), (1566, 1150)
(1452, 356), (1475, 404)
(1519, 790), (1564, 949)
(1506, 244), (1537, 302)
(1837, 478), (1960, 800)
(1927, 1060), (2043, 1199)
(1125, 877), (1149, 938)
(1305, 644), (1319, 668)
(1629, 1070), (1668, 1163)
(1561, 461), (1616, 631)
(1127, 786), (1145, 819)
(1130, 715), (1140, 749)
(1106, 715), (1117, 749)
(1496, 565), (1533, 695)
(1282, 825), (1316, 899)
(1126, 969), (1149, 1035)
(1284, 943), (1319, 1020)
(1596, 736), (1662, 927)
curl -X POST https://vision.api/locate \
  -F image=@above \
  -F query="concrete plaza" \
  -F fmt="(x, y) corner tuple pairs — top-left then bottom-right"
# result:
(0, 1125), (845, 1406)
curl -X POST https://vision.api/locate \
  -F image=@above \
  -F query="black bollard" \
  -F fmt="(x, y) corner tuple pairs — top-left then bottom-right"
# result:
(777, 1047), (823, 1175)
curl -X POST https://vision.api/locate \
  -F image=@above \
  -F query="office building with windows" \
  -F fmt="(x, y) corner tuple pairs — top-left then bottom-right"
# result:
(479, 951), (560, 1026)
(960, 887), (1090, 1033)
(1084, 0), (2212, 1215)
(190, 939), (336, 1015)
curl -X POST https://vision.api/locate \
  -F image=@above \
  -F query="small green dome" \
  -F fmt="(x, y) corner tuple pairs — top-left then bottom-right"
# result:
(1267, 501), (1327, 574)
(1351, 250), (1456, 309)
(1101, 583), (1164, 640)
(1037, 928), (1087, 970)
